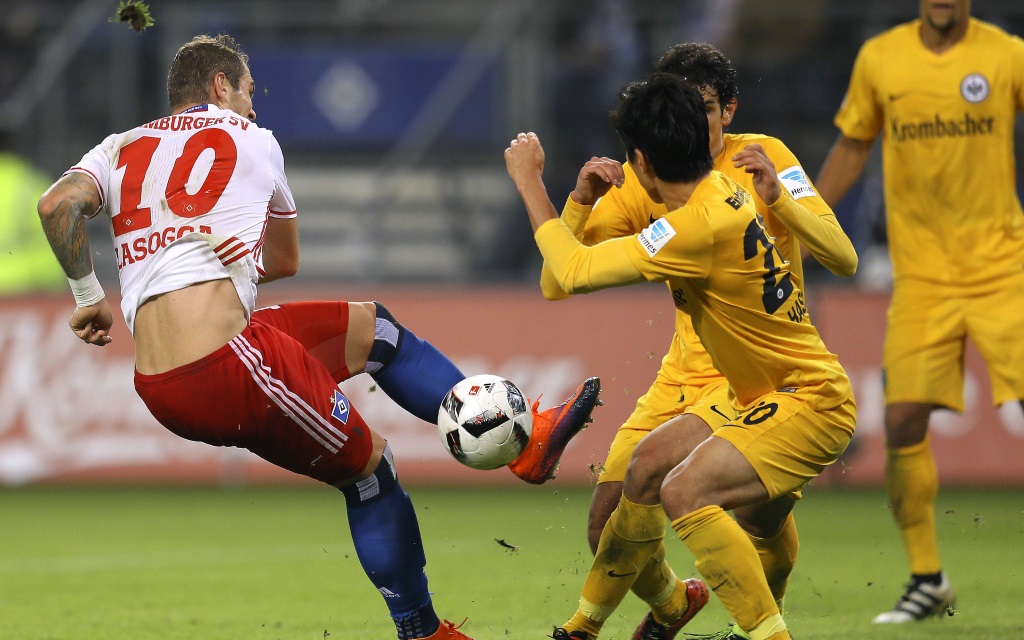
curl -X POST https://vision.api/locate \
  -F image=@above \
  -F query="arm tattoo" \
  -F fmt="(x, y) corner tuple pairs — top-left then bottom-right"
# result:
(38, 173), (102, 279)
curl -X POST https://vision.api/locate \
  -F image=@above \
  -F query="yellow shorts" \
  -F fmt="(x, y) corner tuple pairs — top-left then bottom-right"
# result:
(884, 273), (1024, 411)
(597, 376), (732, 484)
(715, 391), (857, 500)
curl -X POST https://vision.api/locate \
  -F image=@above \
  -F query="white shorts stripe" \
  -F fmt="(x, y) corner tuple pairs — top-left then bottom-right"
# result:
(231, 335), (349, 448)
(232, 334), (350, 448)
(228, 336), (348, 453)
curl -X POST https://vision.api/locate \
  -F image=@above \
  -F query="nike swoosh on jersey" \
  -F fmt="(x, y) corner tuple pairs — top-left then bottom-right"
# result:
(888, 91), (913, 102)
(607, 570), (638, 578)
(709, 405), (732, 420)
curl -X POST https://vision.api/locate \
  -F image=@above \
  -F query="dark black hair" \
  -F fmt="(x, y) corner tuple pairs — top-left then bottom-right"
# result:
(654, 42), (739, 107)
(613, 73), (713, 183)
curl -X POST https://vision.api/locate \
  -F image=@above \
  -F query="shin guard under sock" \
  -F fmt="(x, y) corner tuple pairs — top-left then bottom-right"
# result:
(567, 496), (666, 636)
(368, 302), (465, 424)
(343, 446), (439, 639)
(672, 505), (782, 636)
(746, 512), (799, 612)
(886, 438), (941, 574)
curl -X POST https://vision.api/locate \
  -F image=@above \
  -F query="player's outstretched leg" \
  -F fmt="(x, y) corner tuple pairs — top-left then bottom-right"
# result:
(342, 444), (473, 640)
(367, 302), (467, 424)
(366, 301), (600, 484)
(631, 578), (709, 640)
(872, 573), (956, 624)
(508, 376), (602, 484)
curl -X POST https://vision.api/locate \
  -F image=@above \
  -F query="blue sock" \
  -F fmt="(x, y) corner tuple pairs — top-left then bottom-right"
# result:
(342, 446), (440, 639)
(367, 302), (464, 424)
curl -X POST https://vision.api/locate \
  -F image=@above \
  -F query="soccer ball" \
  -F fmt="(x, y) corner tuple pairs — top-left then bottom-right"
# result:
(437, 374), (533, 470)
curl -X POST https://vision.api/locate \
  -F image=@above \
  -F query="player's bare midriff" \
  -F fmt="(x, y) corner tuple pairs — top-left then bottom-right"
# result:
(133, 278), (248, 375)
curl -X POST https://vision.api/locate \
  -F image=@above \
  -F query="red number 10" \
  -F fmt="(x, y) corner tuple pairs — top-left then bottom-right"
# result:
(113, 129), (238, 237)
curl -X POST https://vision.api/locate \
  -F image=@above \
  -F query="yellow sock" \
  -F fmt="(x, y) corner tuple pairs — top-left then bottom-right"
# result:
(672, 505), (779, 633)
(887, 438), (941, 574)
(647, 575), (691, 626)
(749, 613), (790, 640)
(628, 541), (684, 623)
(626, 540), (675, 614)
(746, 512), (798, 613)
(566, 496), (666, 636)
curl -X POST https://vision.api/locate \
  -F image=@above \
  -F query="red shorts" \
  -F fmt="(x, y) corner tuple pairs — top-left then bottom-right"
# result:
(135, 301), (373, 486)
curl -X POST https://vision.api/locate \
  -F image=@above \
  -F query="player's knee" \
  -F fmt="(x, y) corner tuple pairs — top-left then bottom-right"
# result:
(364, 301), (404, 375)
(735, 499), (793, 538)
(624, 438), (672, 503)
(587, 485), (621, 554)
(344, 301), (377, 370)
(884, 402), (933, 448)
(660, 459), (719, 516)
(339, 443), (399, 508)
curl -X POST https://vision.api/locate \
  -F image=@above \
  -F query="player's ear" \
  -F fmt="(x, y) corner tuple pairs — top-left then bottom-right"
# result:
(632, 149), (652, 177)
(209, 71), (230, 104)
(722, 99), (738, 127)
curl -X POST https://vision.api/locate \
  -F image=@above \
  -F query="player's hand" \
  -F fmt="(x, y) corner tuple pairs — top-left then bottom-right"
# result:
(504, 132), (545, 187)
(732, 143), (782, 205)
(570, 157), (624, 206)
(70, 300), (114, 346)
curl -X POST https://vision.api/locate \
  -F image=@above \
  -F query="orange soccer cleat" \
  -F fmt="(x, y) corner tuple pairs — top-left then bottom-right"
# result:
(632, 578), (710, 640)
(508, 377), (601, 484)
(416, 618), (473, 640)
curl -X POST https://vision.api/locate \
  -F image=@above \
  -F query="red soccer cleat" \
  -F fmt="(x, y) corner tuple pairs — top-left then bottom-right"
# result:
(632, 578), (710, 640)
(508, 377), (601, 484)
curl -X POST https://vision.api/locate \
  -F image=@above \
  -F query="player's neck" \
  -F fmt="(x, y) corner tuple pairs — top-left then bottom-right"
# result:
(656, 174), (705, 212)
(918, 18), (968, 54)
(710, 138), (725, 161)
(171, 102), (208, 116)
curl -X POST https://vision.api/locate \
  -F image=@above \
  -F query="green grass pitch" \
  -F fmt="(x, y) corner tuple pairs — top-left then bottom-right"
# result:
(1, 485), (1021, 639)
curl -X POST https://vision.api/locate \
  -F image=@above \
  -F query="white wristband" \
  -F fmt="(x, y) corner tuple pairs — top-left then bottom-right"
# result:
(68, 272), (105, 308)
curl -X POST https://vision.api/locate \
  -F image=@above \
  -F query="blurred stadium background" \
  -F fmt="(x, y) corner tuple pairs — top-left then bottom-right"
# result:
(1, 0), (1024, 489)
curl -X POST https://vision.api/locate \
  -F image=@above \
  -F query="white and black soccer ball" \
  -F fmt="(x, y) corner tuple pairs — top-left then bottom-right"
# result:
(437, 374), (533, 470)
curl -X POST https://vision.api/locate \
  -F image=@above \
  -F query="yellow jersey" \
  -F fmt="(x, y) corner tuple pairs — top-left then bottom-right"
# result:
(541, 133), (854, 392)
(538, 170), (850, 410)
(0, 153), (66, 294)
(835, 18), (1024, 287)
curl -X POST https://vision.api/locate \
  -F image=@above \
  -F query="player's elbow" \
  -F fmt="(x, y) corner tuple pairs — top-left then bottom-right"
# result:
(817, 252), (858, 279)
(554, 277), (595, 296)
(542, 287), (571, 301)
(842, 258), (858, 278)
(262, 255), (300, 282)
(37, 190), (62, 226)
(272, 257), (300, 279)
(833, 253), (858, 278)
(834, 242), (859, 278)
(277, 260), (300, 279)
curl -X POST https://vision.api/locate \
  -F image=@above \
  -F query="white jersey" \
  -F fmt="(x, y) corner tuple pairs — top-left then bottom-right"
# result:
(67, 104), (296, 333)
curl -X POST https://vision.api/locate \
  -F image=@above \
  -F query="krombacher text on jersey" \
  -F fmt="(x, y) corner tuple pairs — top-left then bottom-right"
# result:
(889, 112), (995, 142)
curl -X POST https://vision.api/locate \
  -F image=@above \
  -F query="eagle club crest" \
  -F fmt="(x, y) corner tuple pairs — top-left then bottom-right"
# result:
(960, 73), (989, 103)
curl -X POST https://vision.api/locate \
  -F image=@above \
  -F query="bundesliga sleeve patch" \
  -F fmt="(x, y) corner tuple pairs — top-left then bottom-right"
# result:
(778, 166), (815, 200)
(637, 218), (677, 257)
